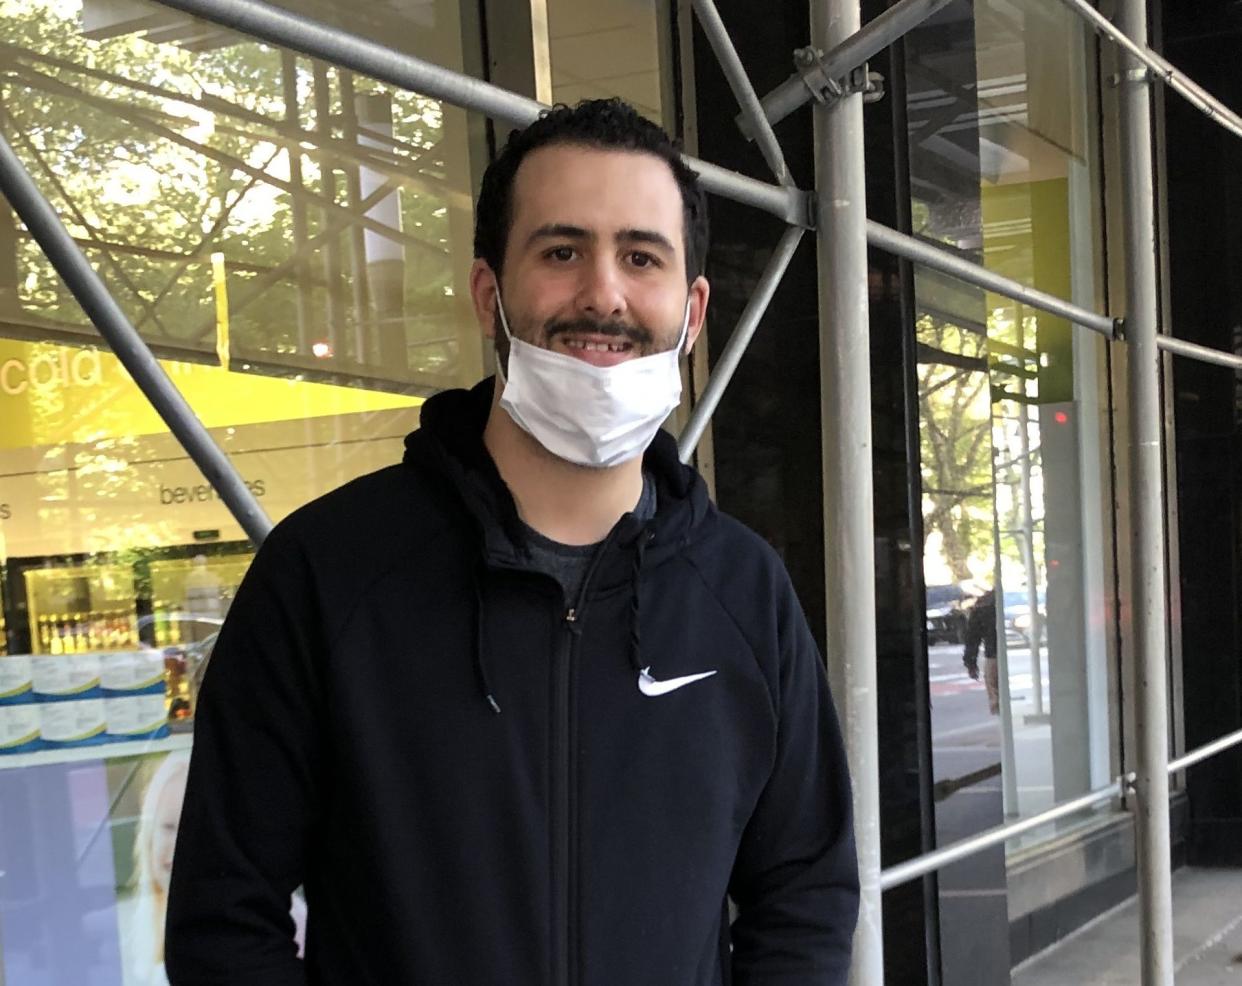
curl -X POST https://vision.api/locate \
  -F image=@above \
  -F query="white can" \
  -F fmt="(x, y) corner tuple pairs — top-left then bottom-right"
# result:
(40, 698), (107, 745)
(0, 704), (40, 753)
(104, 693), (169, 740)
(0, 655), (34, 705)
(32, 653), (102, 700)
(101, 650), (166, 695)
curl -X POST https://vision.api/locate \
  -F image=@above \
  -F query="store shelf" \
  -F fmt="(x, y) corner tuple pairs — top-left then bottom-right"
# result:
(0, 732), (192, 771)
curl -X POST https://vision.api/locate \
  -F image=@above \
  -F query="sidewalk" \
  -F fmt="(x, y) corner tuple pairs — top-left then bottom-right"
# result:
(1012, 867), (1242, 986)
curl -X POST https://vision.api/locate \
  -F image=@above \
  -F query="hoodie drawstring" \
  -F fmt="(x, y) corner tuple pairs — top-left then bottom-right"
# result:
(473, 570), (501, 715)
(474, 526), (654, 713)
(628, 530), (654, 677)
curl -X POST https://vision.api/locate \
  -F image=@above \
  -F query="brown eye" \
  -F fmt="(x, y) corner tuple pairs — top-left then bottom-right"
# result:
(548, 246), (575, 262)
(629, 251), (658, 268)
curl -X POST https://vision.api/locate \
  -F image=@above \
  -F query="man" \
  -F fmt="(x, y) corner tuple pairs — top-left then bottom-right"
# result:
(963, 589), (1000, 715)
(167, 98), (859, 985)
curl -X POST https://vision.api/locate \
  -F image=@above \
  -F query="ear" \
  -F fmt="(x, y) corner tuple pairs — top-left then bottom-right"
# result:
(684, 275), (710, 354)
(469, 259), (499, 338)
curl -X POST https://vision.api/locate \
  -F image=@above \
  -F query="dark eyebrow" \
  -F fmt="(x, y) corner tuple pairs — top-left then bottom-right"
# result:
(617, 228), (676, 255)
(524, 224), (676, 256)
(526, 223), (592, 247)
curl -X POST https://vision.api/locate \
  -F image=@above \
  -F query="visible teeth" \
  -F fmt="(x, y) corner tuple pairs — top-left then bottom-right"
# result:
(566, 339), (628, 353)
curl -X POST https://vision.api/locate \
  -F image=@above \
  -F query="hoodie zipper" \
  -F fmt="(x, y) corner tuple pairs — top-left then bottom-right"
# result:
(551, 528), (620, 986)
(554, 603), (581, 986)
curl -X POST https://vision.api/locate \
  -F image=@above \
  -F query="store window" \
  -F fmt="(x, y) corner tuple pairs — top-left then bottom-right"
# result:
(546, 0), (671, 124)
(0, 0), (484, 982)
(906, 0), (1112, 979)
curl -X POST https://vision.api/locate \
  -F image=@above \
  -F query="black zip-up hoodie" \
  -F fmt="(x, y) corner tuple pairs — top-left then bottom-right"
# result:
(166, 379), (859, 986)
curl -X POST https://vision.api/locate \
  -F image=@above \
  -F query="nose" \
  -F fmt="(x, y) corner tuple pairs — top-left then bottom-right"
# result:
(576, 256), (627, 320)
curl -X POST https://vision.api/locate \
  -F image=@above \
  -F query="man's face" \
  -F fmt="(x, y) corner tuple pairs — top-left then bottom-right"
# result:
(471, 143), (708, 371)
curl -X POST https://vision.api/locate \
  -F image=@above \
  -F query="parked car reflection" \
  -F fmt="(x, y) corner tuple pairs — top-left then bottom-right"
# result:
(1001, 589), (1045, 647)
(924, 583), (968, 645)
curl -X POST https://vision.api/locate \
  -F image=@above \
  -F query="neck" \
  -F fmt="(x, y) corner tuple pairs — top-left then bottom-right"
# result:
(483, 379), (644, 546)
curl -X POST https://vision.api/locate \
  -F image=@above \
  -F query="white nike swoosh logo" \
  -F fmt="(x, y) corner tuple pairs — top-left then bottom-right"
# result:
(638, 666), (718, 697)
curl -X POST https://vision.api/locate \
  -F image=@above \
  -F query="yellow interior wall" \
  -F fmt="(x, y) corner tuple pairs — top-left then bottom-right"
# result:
(0, 339), (420, 451)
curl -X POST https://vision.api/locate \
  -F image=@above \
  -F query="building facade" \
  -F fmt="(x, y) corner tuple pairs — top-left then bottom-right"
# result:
(0, 0), (1238, 983)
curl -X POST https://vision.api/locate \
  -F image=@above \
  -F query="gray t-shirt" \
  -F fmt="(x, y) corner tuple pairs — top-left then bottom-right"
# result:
(520, 472), (656, 605)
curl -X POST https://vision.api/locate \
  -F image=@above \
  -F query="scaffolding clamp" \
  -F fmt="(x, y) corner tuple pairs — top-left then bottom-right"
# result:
(793, 47), (886, 105)
(1107, 67), (1152, 88)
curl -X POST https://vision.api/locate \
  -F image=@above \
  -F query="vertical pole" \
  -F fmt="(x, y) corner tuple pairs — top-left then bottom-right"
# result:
(313, 62), (347, 355)
(338, 70), (372, 365)
(1017, 392), (1045, 717)
(281, 51), (311, 355)
(993, 530), (1020, 818)
(812, 0), (883, 981)
(1117, 1), (1174, 983)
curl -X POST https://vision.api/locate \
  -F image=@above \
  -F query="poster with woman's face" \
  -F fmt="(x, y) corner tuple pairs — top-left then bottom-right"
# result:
(108, 750), (306, 986)
(109, 751), (188, 986)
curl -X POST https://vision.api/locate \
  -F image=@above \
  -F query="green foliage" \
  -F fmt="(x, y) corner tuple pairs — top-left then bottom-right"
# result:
(917, 315), (994, 582)
(0, 0), (466, 378)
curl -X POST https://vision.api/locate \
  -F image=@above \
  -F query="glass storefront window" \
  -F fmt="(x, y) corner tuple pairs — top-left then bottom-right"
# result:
(0, 1), (485, 982)
(907, 0), (1113, 978)
(910, 0), (1111, 825)
(4, 0), (482, 390)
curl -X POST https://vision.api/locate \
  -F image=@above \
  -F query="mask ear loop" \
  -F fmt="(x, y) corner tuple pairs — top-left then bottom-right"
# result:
(493, 278), (513, 383)
(676, 295), (693, 355)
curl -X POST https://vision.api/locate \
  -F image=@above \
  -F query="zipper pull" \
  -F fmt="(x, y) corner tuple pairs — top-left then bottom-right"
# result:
(565, 607), (582, 634)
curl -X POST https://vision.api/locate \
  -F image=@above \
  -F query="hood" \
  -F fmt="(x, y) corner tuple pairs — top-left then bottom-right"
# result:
(403, 378), (715, 715)
(402, 377), (715, 579)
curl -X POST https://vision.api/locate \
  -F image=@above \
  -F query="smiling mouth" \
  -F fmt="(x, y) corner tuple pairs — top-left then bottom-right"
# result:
(563, 338), (633, 354)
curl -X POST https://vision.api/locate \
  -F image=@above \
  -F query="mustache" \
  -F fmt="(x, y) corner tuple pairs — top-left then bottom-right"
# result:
(545, 317), (653, 347)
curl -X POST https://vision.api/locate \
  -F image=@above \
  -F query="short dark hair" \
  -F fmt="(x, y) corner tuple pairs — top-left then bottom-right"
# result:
(474, 98), (709, 284)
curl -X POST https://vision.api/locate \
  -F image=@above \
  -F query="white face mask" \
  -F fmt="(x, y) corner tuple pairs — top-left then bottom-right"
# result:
(493, 286), (691, 468)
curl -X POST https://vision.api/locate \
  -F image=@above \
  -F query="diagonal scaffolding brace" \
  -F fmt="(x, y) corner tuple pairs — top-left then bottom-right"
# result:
(1056, 0), (1242, 141)
(677, 225), (805, 462)
(737, 0), (957, 138)
(691, 0), (795, 188)
(151, 0), (812, 227)
(0, 130), (272, 545)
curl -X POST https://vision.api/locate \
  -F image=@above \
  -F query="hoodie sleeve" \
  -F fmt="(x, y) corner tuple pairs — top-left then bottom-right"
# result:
(728, 576), (860, 985)
(165, 529), (322, 986)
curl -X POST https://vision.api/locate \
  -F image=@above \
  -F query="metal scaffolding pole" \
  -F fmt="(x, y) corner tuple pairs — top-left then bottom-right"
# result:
(739, 0), (957, 137)
(1055, 0), (1242, 142)
(0, 131), (273, 545)
(881, 776), (1129, 891)
(1157, 333), (1242, 371)
(1168, 725), (1242, 774)
(867, 220), (1117, 337)
(677, 225), (804, 462)
(1116, 0), (1174, 981)
(151, 0), (808, 227)
(692, 0), (794, 187)
(813, 0), (882, 980)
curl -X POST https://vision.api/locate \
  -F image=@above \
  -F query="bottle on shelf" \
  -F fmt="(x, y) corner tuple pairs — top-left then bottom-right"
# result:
(73, 613), (88, 654)
(152, 601), (166, 648)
